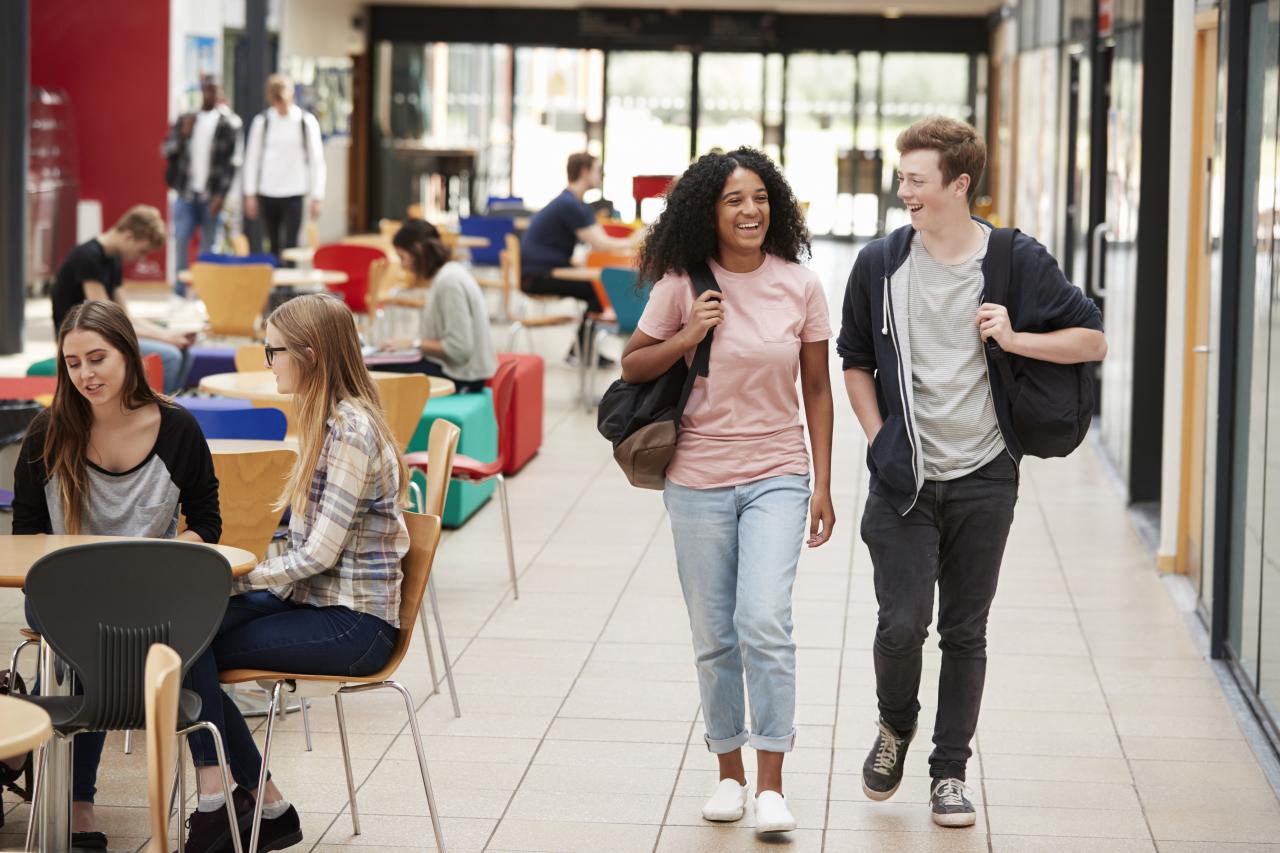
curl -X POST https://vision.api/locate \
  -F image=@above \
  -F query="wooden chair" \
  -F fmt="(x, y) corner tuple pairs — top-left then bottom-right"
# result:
(234, 343), (265, 373)
(230, 234), (251, 256)
(406, 420), (461, 718)
(189, 263), (273, 339)
(208, 448), (294, 562)
(503, 233), (576, 350)
(370, 257), (424, 341)
(143, 644), (180, 853)
(219, 512), (448, 853)
(373, 373), (432, 453)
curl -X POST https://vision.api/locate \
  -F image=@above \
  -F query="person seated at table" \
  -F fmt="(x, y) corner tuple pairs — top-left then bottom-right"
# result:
(520, 151), (641, 366)
(375, 218), (496, 393)
(50, 205), (196, 393)
(182, 293), (409, 853)
(10, 299), (221, 852)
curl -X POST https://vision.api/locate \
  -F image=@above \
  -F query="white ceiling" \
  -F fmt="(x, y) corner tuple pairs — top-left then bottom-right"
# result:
(376, 0), (1004, 16)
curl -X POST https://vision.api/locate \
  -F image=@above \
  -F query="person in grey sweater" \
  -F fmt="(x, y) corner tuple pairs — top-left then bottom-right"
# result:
(381, 219), (497, 393)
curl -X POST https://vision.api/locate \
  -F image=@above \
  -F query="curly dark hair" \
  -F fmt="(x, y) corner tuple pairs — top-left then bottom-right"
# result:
(637, 147), (809, 284)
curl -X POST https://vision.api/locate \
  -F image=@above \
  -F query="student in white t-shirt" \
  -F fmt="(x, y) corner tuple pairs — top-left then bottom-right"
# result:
(621, 148), (835, 836)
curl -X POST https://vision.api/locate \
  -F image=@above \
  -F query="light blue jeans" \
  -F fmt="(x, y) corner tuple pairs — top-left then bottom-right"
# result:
(663, 473), (810, 754)
(172, 195), (223, 293)
(139, 337), (193, 393)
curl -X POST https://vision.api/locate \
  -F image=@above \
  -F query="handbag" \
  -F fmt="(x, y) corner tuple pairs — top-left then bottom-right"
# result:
(597, 262), (719, 489)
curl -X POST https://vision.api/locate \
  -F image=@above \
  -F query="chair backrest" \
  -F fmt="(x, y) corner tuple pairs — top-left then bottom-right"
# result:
(368, 257), (408, 309)
(502, 232), (522, 298)
(0, 376), (57, 400)
(209, 448), (294, 561)
(601, 222), (635, 239)
(25, 541), (232, 730)
(600, 267), (650, 334)
(230, 234), (251, 256)
(190, 262), (274, 338)
(142, 354), (164, 393)
(486, 195), (523, 211)
(196, 251), (278, 268)
(313, 244), (386, 315)
(373, 372), (432, 453)
(369, 511), (442, 681)
(190, 405), (288, 441)
(234, 343), (264, 373)
(459, 216), (515, 266)
(488, 357), (519, 467)
(421, 419), (460, 516)
(144, 643), (181, 853)
(0, 400), (42, 448)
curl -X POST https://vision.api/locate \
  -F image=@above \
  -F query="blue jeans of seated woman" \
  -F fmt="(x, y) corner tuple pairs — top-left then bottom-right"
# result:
(24, 599), (105, 803)
(186, 591), (398, 788)
(663, 474), (810, 755)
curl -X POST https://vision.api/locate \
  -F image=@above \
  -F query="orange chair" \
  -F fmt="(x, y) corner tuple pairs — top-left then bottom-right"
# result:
(143, 353), (164, 393)
(313, 244), (386, 316)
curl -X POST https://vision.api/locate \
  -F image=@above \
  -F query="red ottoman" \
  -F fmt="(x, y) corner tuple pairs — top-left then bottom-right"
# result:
(491, 352), (543, 475)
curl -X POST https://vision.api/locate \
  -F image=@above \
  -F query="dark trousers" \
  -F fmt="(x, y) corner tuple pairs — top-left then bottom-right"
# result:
(185, 591), (397, 788)
(378, 357), (489, 394)
(258, 195), (304, 262)
(860, 452), (1018, 781)
(521, 272), (603, 349)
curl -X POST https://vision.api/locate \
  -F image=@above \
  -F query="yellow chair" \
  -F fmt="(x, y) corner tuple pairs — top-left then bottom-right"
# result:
(503, 232), (576, 349)
(373, 372), (433, 454)
(189, 263), (273, 339)
(143, 644), (180, 853)
(233, 343), (265, 373)
(209, 448), (295, 562)
(219, 512), (448, 853)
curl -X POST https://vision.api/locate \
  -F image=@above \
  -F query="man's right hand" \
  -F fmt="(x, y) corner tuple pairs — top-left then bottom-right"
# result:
(244, 196), (258, 219)
(679, 289), (723, 347)
(179, 115), (194, 138)
(168, 331), (198, 350)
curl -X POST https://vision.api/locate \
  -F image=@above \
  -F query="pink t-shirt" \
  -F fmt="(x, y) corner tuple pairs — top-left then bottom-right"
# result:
(637, 254), (832, 489)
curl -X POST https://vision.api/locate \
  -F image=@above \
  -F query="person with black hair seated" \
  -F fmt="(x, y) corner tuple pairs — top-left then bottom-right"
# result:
(378, 219), (496, 393)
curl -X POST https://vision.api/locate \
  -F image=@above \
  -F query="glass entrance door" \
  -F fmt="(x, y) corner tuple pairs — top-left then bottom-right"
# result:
(696, 53), (764, 155)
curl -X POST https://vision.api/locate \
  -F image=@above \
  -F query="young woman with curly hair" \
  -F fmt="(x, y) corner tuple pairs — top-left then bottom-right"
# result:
(622, 148), (835, 834)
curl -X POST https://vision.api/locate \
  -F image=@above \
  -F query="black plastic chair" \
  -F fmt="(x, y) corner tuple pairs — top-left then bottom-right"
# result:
(20, 540), (244, 853)
(0, 400), (41, 449)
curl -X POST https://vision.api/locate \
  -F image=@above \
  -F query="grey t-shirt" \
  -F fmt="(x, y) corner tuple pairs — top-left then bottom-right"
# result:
(907, 226), (1006, 480)
(420, 261), (497, 382)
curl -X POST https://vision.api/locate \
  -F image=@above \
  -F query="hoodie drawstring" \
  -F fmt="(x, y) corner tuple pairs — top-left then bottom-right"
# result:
(881, 277), (889, 336)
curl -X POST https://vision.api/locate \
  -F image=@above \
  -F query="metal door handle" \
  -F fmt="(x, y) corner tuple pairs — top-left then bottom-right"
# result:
(1090, 222), (1109, 300)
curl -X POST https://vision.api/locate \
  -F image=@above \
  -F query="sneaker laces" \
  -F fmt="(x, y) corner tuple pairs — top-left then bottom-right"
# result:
(933, 778), (968, 807)
(872, 721), (905, 775)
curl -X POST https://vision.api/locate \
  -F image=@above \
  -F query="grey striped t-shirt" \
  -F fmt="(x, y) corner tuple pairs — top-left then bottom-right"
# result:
(907, 226), (1006, 480)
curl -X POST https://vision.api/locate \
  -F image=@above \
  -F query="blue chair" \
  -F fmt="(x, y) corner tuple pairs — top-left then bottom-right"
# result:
(196, 252), (279, 268)
(599, 267), (650, 334)
(459, 216), (515, 267)
(486, 195), (524, 211)
(189, 406), (287, 441)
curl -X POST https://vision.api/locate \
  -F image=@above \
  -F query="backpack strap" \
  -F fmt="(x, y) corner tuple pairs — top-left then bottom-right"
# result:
(983, 227), (1020, 389)
(673, 262), (721, 421)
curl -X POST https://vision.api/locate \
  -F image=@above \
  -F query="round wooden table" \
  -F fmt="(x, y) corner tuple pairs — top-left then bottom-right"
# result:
(0, 536), (258, 588)
(207, 437), (299, 454)
(551, 266), (604, 283)
(177, 268), (347, 288)
(199, 371), (455, 402)
(0, 695), (51, 761)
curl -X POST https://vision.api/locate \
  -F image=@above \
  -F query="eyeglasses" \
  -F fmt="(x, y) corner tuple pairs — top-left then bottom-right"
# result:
(264, 345), (288, 366)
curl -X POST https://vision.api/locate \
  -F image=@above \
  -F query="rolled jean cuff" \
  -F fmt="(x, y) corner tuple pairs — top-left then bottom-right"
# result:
(704, 730), (750, 754)
(748, 728), (797, 753)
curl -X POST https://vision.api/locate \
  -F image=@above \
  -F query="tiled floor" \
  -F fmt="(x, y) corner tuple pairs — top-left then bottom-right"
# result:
(3, 241), (1279, 851)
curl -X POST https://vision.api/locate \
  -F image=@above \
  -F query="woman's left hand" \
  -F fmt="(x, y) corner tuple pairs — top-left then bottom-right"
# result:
(808, 489), (835, 548)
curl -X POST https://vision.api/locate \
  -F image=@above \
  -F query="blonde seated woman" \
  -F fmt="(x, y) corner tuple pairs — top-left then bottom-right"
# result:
(182, 294), (409, 853)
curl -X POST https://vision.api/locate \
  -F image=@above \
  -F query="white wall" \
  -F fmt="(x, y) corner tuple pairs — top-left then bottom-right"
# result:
(281, 0), (364, 59)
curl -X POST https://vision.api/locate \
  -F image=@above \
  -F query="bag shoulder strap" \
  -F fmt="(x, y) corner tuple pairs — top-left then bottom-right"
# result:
(983, 227), (1020, 388)
(673, 262), (721, 421)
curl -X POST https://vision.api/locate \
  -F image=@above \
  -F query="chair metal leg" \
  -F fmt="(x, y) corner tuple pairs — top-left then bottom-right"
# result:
(177, 737), (187, 852)
(301, 698), (313, 752)
(123, 729), (133, 755)
(177, 721), (244, 853)
(8, 638), (35, 682)
(334, 693), (361, 835)
(23, 744), (45, 853)
(418, 599), (441, 695)
(495, 473), (519, 600)
(363, 681), (447, 852)
(246, 681), (285, 853)
(427, 576), (461, 717)
(507, 321), (524, 351)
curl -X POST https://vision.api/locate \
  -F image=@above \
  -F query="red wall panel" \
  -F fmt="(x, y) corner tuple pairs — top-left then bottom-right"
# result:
(31, 0), (170, 280)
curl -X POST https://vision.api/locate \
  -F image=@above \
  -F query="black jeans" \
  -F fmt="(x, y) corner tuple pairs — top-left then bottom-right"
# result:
(258, 195), (304, 262)
(860, 452), (1018, 781)
(521, 272), (603, 349)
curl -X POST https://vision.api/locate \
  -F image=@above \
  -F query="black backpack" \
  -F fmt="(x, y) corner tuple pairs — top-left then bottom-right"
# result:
(983, 227), (1097, 458)
(597, 263), (719, 489)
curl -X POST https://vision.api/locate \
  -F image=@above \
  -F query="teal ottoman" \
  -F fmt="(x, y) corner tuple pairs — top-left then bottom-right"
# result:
(26, 358), (57, 377)
(407, 390), (497, 528)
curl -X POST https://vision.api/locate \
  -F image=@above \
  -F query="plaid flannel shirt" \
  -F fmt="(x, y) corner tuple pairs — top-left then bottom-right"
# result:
(163, 106), (243, 200)
(235, 400), (409, 626)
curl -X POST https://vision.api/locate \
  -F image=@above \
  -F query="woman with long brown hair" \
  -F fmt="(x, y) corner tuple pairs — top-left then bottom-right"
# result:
(11, 299), (221, 851)
(182, 293), (409, 853)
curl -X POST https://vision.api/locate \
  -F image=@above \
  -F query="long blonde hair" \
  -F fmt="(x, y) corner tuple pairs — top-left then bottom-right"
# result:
(267, 294), (408, 514)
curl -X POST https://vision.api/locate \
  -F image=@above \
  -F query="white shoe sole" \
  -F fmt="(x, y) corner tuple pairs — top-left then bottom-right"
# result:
(702, 806), (745, 822)
(756, 818), (797, 834)
(861, 777), (901, 801)
(932, 810), (977, 828)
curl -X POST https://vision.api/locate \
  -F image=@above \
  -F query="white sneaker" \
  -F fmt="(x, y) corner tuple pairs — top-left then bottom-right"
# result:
(701, 778), (749, 822)
(754, 790), (796, 833)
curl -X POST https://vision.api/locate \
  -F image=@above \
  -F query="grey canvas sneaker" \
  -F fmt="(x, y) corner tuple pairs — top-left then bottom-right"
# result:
(861, 719), (915, 801)
(930, 778), (976, 827)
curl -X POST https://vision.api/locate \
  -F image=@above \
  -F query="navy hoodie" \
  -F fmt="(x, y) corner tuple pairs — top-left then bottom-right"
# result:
(835, 218), (1103, 515)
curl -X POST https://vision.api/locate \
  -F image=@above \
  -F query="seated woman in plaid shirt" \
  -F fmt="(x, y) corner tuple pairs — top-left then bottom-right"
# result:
(183, 293), (411, 853)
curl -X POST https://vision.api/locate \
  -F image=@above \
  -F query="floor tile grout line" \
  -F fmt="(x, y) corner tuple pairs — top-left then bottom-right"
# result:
(478, 477), (669, 852)
(650, 708), (700, 852)
(1027, 463), (1160, 847)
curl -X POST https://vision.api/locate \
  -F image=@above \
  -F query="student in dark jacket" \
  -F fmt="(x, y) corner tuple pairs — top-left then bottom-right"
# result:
(836, 116), (1106, 829)
(11, 299), (220, 852)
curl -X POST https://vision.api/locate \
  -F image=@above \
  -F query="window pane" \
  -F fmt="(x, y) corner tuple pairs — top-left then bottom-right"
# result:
(697, 53), (764, 155)
(512, 47), (603, 209)
(784, 53), (855, 237)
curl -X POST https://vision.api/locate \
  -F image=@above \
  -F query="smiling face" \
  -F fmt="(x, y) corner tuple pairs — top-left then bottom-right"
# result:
(715, 167), (770, 259)
(62, 329), (127, 409)
(896, 148), (971, 233)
